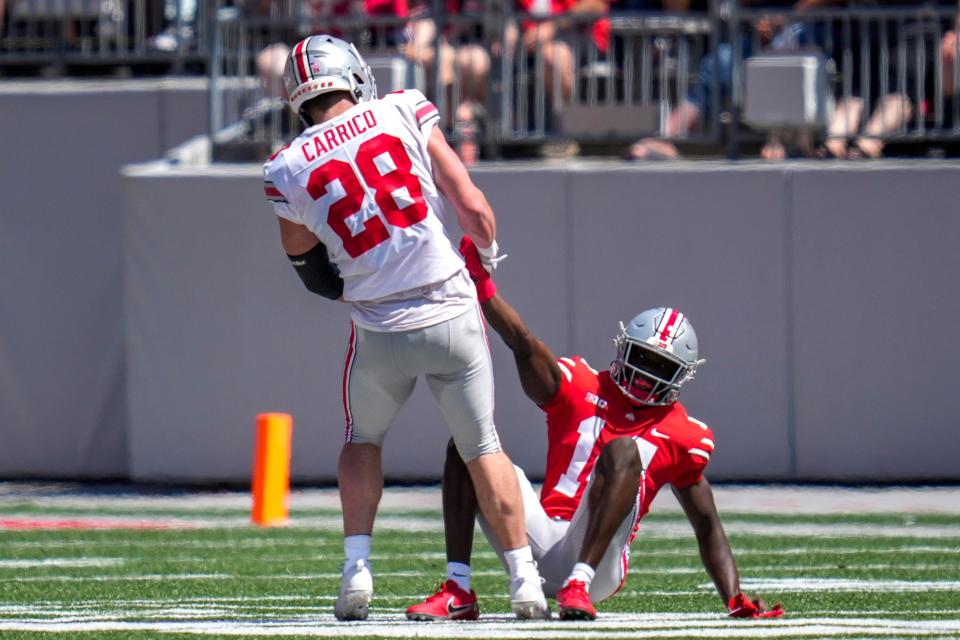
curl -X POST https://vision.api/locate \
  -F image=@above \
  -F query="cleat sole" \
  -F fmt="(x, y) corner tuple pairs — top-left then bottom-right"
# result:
(511, 600), (551, 620)
(334, 590), (372, 621)
(559, 606), (597, 621)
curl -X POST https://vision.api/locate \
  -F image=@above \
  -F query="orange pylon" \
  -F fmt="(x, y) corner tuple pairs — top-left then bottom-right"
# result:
(251, 413), (292, 526)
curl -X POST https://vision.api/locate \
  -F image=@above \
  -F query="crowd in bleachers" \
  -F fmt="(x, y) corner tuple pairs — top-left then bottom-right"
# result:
(2, 0), (957, 160)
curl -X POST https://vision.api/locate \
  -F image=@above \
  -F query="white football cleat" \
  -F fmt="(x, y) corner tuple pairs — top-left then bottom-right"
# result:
(334, 559), (373, 621)
(509, 574), (551, 620)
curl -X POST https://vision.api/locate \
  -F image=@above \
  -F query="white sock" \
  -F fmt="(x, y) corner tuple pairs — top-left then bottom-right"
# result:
(503, 546), (538, 581)
(344, 534), (371, 571)
(447, 562), (472, 592)
(566, 562), (595, 588)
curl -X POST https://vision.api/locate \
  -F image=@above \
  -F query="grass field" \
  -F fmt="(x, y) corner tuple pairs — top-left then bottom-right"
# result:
(1, 485), (959, 639)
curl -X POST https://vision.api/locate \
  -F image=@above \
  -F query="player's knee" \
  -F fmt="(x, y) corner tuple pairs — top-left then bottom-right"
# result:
(345, 426), (389, 447)
(597, 437), (643, 481)
(450, 427), (502, 463)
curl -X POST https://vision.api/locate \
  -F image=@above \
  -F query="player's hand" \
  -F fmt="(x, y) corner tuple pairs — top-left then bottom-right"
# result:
(728, 593), (784, 618)
(475, 239), (507, 273)
(459, 237), (497, 303)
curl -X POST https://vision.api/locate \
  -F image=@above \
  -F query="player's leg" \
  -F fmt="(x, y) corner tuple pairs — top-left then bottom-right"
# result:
(547, 437), (643, 619)
(476, 463), (567, 563)
(422, 307), (549, 619)
(335, 322), (417, 620)
(406, 439), (481, 621)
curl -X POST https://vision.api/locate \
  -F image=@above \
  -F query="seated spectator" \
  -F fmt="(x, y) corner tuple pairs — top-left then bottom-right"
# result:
(507, 0), (612, 107)
(256, 0), (409, 102)
(629, 0), (847, 161)
(796, 0), (957, 159)
(405, 0), (489, 164)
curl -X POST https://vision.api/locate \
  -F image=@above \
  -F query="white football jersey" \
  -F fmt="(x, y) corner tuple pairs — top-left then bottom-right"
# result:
(264, 90), (467, 307)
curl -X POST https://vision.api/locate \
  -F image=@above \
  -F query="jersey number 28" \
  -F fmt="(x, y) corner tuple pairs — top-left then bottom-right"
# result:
(306, 133), (428, 258)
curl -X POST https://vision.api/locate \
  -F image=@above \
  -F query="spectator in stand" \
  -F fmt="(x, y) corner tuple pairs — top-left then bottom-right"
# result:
(257, 0), (409, 101)
(507, 0), (614, 108)
(628, 0), (847, 160)
(813, 0), (959, 159)
(945, 4), (960, 96)
(405, 0), (490, 165)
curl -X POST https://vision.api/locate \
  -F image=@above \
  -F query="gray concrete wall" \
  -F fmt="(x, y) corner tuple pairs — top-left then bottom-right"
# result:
(1, 78), (956, 483)
(122, 161), (960, 483)
(0, 80), (207, 478)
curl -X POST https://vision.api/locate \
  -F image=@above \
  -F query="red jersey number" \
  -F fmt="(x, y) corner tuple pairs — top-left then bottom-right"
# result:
(306, 132), (428, 258)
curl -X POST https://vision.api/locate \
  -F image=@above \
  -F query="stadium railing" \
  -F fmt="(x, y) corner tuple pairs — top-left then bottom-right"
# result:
(731, 4), (960, 155)
(0, 0), (214, 74)
(206, 7), (723, 159)
(4, 1), (955, 158)
(207, 4), (958, 160)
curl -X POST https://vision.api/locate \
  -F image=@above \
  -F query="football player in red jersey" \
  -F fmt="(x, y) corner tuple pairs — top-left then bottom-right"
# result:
(406, 238), (783, 622)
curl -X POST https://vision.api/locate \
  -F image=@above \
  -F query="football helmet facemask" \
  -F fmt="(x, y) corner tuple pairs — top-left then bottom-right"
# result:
(282, 35), (377, 118)
(610, 307), (705, 406)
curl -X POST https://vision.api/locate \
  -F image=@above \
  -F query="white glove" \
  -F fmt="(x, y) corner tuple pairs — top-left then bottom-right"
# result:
(476, 240), (508, 273)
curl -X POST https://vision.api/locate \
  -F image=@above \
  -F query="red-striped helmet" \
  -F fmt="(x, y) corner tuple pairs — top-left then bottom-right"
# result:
(282, 35), (377, 115)
(610, 308), (704, 406)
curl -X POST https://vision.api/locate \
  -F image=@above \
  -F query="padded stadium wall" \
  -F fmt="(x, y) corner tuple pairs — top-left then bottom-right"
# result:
(1, 80), (957, 483)
(0, 80), (207, 479)
(120, 161), (960, 484)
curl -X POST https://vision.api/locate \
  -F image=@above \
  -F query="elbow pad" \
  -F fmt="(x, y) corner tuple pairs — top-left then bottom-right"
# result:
(287, 242), (344, 300)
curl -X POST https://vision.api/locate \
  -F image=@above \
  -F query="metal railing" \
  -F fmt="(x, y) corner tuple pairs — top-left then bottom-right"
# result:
(207, 7), (724, 157)
(4, 1), (957, 156)
(731, 5), (960, 149)
(0, 0), (214, 72)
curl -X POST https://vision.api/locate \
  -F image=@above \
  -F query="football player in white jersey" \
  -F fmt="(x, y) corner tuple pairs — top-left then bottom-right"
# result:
(262, 35), (547, 621)
(406, 239), (783, 622)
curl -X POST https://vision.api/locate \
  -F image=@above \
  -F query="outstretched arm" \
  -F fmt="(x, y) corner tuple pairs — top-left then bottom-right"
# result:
(428, 127), (495, 249)
(481, 293), (563, 406)
(673, 479), (782, 616)
(459, 238), (562, 406)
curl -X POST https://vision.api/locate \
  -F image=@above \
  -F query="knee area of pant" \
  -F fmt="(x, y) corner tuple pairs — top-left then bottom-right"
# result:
(346, 429), (388, 448)
(451, 428), (502, 463)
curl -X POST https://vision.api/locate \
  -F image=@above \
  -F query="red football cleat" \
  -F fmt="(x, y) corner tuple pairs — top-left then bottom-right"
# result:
(406, 580), (480, 621)
(556, 579), (597, 621)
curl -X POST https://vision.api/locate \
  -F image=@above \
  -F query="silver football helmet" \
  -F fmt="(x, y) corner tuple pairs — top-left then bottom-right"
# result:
(282, 34), (377, 116)
(610, 307), (705, 406)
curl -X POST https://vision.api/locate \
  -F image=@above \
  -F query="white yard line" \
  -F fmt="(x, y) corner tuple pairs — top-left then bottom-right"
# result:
(3, 514), (960, 538)
(0, 558), (123, 568)
(736, 578), (960, 592)
(0, 614), (959, 638)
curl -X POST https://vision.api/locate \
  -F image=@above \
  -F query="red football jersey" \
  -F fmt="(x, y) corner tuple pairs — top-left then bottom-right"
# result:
(539, 356), (715, 522)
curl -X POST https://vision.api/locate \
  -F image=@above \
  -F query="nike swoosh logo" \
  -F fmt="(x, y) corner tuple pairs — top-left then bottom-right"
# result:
(447, 599), (476, 614)
(650, 427), (670, 439)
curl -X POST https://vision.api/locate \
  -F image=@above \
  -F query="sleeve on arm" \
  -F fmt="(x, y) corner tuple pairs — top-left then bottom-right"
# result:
(539, 356), (578, 412)
(394, 89), (440, 140)
(672, 423), (715, 488)
(263, 155), (300, 223)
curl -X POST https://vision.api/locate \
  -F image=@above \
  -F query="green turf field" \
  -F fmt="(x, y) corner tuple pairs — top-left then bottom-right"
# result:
(1, 488), (959, 639)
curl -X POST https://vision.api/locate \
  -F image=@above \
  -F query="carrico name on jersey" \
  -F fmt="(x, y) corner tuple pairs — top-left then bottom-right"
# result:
(539, 356), (715, 522)
(263, 89), (464, 302)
